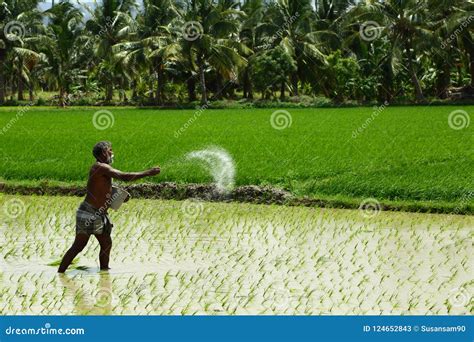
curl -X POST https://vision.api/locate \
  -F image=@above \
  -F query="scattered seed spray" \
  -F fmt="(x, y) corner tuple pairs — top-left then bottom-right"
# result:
(186, 147), (235, 194)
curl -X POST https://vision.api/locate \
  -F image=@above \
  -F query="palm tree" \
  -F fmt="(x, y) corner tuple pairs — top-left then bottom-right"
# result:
(239, 0), (266, 99)
(424, 0), (462, 98)
(346, 0), (433, 102)
(140, 0), (181, 104)
(439, 0), (474, 92)
(84, 0), (136, 102)
(272, 0), (328, 96)
(0, 0), (42, 104)
(180, 0), (249, 105)
(13, 8), (44, 101)
(42, 1), (84, 106)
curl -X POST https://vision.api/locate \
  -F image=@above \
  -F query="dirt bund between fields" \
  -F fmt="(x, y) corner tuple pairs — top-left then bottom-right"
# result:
(0, 182), (470, 215)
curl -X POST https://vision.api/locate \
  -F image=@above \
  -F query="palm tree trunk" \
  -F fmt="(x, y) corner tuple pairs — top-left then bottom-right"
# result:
(461, 32), (474, 90)
(17, 57), (25, 101)
(0, 51), (5, 105)
(470, 59), (474, 90)
(405, 41), (423, 101)
(459, 30), (474, 92)
(198, 57), (207, 105)
(436, 59), (450, 99)
(153, 70), (159, 105)
(18, 74), (25, 101)
(157, 65), (165, 105)
(121, 78), (128, 102)
(243, 67), (253, 99)
(291, 73), (298, 96)
(105, 83), (113, 102)
(29, 83), (34, 102)
(105, 69), (114, 102)
(280, 81), (285, 100)
(378, 56), (393, 103)
(187, 76), (196, 102)
(215, 73), (223, 100)
(456, 64), (463, 86)
(148, 67), (154, 101)
(116, 77), (123, 102)
(118, 84), (124, 102)
(131, 80), (137, 100)
(0, 76), (4, 104)
(59, 87), (65, 107)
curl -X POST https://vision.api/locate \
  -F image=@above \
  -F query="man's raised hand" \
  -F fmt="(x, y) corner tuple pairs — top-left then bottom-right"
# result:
(147, 166), (161, 176)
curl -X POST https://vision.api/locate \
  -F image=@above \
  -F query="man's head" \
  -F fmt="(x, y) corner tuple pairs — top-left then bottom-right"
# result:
(92, 141), (114, 164)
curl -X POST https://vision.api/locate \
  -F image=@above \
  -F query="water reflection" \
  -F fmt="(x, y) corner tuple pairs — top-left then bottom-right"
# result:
(59, 271), (112, 314)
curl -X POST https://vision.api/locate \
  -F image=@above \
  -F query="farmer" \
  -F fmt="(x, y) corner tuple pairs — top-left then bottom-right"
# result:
(58, 141), (161, 273)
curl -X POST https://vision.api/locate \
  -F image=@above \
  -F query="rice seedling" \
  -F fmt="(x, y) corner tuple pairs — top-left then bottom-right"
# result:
(0, 194), (472, 315)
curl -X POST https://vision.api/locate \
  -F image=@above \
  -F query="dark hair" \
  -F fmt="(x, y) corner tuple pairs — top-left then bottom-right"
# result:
(92, 141), (111, 159)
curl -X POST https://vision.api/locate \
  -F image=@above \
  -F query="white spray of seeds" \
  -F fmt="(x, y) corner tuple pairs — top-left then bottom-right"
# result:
(186, 147), (235, 194)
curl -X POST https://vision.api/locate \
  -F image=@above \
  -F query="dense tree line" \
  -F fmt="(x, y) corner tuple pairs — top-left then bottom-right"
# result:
(0, 0), (474, 106)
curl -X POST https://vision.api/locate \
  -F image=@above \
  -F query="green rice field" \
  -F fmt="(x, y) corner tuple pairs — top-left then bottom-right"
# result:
(0, 195), (472, 315)
(0, 106), (472, 210)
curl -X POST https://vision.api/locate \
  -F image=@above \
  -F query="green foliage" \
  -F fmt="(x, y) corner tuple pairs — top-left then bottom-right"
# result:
(325, 50), (361, 101)
(252, 47), (296, 98)
(1, 0), (474, 105)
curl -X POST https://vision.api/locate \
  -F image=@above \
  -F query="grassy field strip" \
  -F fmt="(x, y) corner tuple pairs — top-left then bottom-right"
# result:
(0, 195), (472, 315)
(0, 107), (472, 207)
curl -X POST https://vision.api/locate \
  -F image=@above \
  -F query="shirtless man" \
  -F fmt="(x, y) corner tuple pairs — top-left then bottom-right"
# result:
(58, 141), (160, 273)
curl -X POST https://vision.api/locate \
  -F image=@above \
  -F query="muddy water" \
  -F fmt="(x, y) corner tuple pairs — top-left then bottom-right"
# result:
(0, 195), (472, 315)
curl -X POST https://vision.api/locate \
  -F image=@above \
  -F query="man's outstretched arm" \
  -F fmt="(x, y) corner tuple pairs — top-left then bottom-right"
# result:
(100, 164), (161, 181)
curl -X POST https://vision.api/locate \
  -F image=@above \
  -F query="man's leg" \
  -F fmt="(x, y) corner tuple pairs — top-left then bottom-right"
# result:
(94, 233), (112, 270)
(58, 234), (90, 273)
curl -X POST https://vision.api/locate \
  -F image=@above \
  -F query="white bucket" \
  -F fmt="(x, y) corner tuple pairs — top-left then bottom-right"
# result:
(110, 186), (130, 210)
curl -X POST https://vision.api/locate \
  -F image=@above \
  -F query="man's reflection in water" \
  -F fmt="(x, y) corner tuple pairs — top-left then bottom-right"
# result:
(59, 271), (112, 314)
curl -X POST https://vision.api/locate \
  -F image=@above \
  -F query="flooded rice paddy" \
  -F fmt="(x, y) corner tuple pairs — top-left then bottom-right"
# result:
(0, 195), (472, 315)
